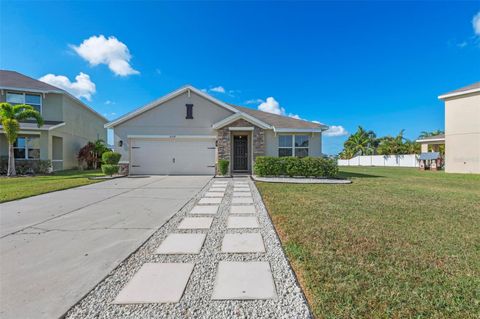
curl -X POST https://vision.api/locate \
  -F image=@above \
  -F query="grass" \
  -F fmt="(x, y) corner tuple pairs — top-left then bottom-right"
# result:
(0, 169), (104, 203)
(256, 167), (480, 318)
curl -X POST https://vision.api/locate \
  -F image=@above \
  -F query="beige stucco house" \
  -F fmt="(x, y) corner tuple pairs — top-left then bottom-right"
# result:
(106, 85), (328, 175)
(0, 70), (107, 171)
(436, 82), (480, 174)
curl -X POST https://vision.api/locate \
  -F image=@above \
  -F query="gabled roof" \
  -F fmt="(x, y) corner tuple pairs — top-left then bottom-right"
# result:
(212, 112), (272, 130)
(106, 85), (328, 131)
(438, 82), (480, 100)
(0, 70), (62, 92)
(105, 85), (240, 128)
(0, 70), (107, 122)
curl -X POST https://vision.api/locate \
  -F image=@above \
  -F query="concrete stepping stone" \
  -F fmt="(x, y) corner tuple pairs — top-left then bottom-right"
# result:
(230, 206), (256, 215)
(210, 187), (226, 192)
(221, 233), (265, 253)
(213, 181), (228, 185)
(232, 197), (253, 204)
(234, 182), (249, 186)
(199, 197), (222, 205)
(189, 205), (219, 215)
(155, 233), (206, 254)
(113, 263), (194, 303)
(204, 192), (225, 198)
(232, 192), (252, 198)
(233, 188), (250, 192)
(177, 217), (213, 229)
(212, 261), (276, 300)
(227, 216), (259, 229)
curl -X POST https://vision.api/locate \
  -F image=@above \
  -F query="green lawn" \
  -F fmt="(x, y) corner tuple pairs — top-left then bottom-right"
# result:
(256, 167), (480, 318)
(0, 170), (104, 203)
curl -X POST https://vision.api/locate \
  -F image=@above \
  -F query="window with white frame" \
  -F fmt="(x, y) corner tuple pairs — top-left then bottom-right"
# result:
(13, 136), (40, 160)
(6, 92), (42, 113)
(278, 135), (309, 157)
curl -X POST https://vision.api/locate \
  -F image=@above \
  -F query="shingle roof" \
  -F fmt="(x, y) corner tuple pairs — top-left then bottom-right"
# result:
(232, 105), (326, 129)
(439, 82), (480, 99)
(0, 70), (63, 92)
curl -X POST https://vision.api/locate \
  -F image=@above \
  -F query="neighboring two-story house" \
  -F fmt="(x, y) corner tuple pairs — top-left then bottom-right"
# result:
(438, 82), (480, 174)
(0, 70), (107, 171)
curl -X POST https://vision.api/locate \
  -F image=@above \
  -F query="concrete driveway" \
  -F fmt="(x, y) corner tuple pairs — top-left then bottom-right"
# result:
(0, 175), (211, 319)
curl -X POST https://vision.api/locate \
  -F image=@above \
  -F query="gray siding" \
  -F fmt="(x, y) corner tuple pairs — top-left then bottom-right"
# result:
(113, 91), (235, 160)
(52, 95), (107, 169)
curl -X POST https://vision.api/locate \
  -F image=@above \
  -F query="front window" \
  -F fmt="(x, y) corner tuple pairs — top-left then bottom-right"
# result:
(278, 135), (309, 157)
(13, 136), (40, 159)
(6, 92), (42, 113)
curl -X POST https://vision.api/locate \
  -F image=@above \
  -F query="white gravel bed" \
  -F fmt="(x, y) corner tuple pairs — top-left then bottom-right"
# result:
(252, 175), (351, 184)
(65, 177), (312, 319)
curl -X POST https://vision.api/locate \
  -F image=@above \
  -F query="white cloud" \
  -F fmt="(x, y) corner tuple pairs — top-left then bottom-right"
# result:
(324, 125), (348, 137)
(210, 86), (225, 93)
(104, 100), (115, 105)
(253, 96), (326, 125)
(39, 72), (96, 101)
(473, 12), (480, 36)
(71, 35), (139, 76)
(245, 98), (264, 104)
(258, 97), (286, 115)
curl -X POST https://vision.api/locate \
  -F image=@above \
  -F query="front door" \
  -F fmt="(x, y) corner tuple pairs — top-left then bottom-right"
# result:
(233, 135), (248, 171)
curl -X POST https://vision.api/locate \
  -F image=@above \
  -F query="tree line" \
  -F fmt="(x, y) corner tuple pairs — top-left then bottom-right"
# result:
(339, 127), (444, 159)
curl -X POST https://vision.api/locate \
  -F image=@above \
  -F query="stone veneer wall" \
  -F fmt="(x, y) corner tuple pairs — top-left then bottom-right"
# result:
(216, 119), (265, 173)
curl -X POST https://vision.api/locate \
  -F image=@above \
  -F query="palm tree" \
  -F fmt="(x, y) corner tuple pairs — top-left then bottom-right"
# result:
(343, 126), (376, 157)
(418, 130), (444, 139)
(0, 103), (44, 176)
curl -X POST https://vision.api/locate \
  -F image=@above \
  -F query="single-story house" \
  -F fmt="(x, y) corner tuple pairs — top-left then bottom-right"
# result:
(106, 85), (328, 175)
(437, 82), (480, 174)
(0, 70), (108, 171)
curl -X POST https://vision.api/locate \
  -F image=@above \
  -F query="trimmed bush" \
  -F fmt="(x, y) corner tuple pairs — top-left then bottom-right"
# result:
(0, 157), (51, 175)
(218, 159), (230, 175)
(102, 151), (121, 165)
(101, 164), (119, 176)
(254, 156), (338, 178)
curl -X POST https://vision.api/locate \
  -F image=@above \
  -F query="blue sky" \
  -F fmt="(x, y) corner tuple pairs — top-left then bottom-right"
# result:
(1, 1), (479, 154)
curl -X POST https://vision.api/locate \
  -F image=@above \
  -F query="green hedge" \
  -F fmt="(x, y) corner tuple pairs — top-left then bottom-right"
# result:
(102, 151), (121, 165)
(254, 156), (338, 178)
(101, 164), (119, 176)
(0, 157), (51, 175)
(218, 159), (229, 175)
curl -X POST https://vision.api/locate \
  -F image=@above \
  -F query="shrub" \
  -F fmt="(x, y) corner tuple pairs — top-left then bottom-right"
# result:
(254, 156), (283, 176)
(218, 159), (229, 175)
(0, 157), (51, 175)
(102, 151), (121, 165)
(101, 164), (119, 176)
(254, 156), (338, 178)
(78, 139), (110, 169)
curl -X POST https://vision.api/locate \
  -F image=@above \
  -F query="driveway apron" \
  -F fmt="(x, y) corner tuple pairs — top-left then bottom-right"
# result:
(0, 175), (211, 319)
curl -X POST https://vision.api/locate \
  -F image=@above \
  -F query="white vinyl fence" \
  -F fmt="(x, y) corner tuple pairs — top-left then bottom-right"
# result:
(338, 154), (419, 168)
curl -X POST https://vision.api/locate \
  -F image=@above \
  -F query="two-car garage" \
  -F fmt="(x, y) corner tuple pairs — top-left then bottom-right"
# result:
(129, 137), (216, 175)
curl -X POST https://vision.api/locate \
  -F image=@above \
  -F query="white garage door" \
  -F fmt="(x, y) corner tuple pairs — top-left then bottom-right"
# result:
(130, 137), (216, 175)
